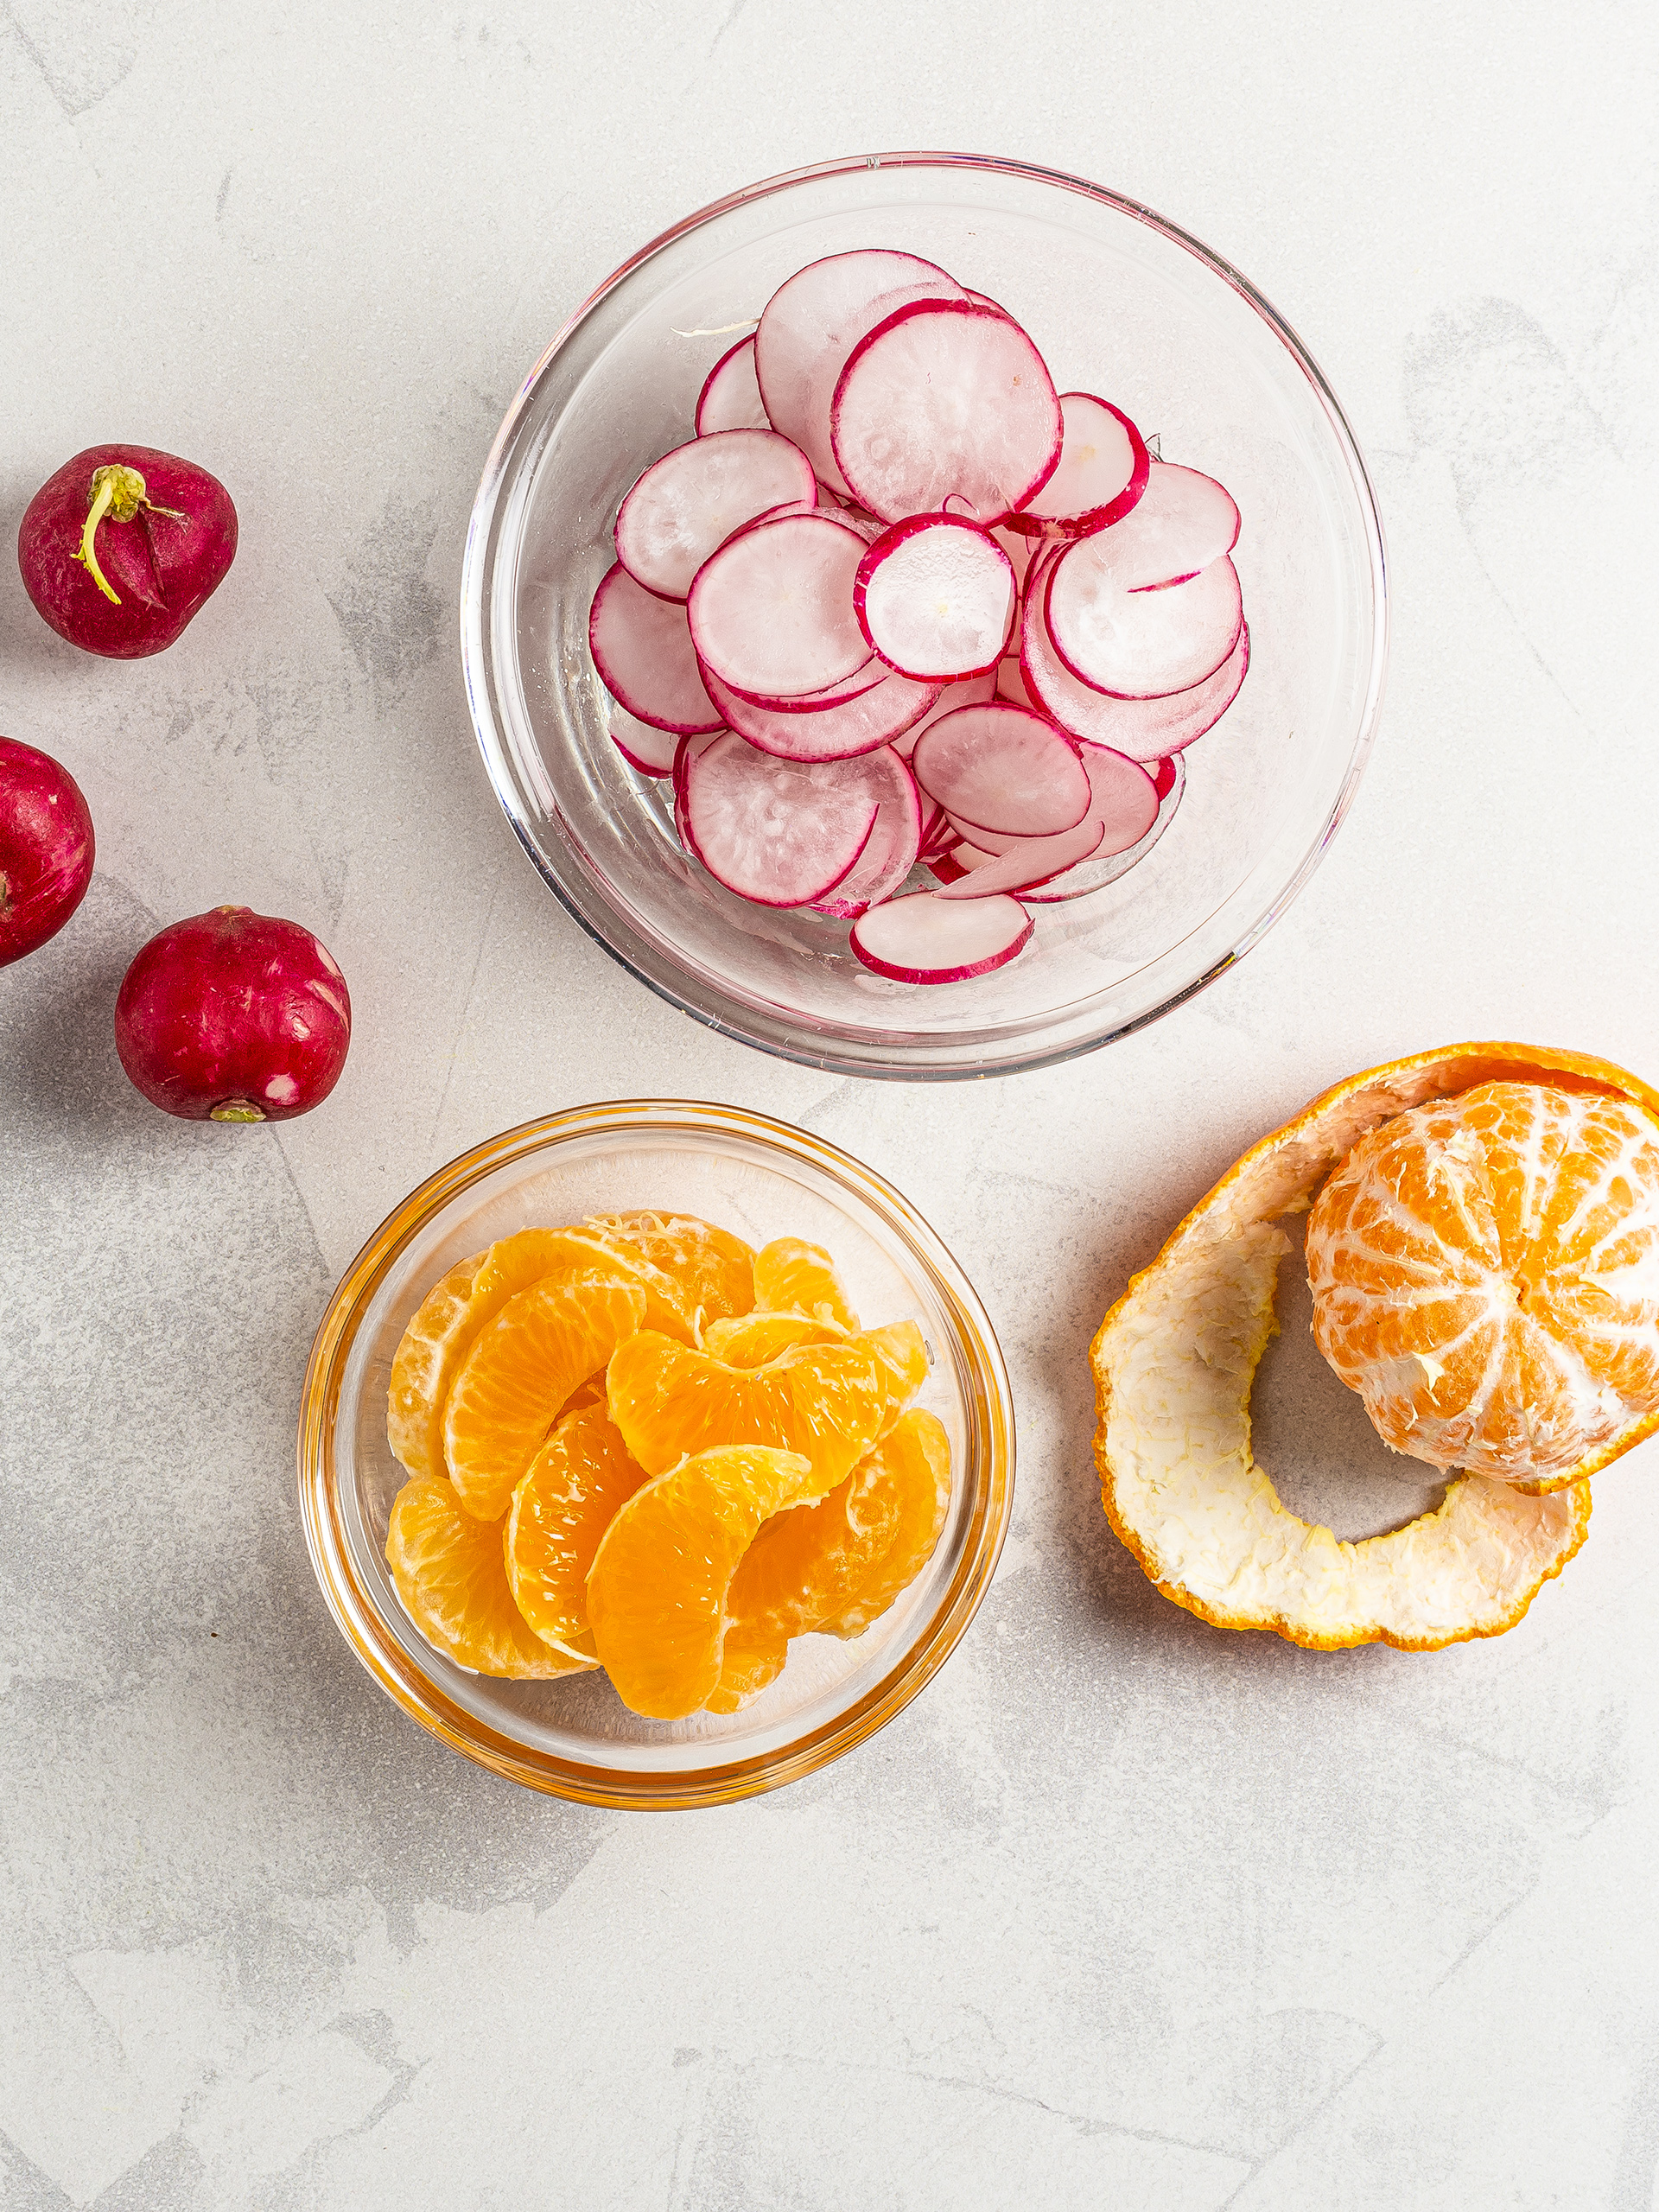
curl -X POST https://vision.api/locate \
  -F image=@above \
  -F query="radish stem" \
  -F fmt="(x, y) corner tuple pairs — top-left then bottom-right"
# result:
(75, 464), (189, 605)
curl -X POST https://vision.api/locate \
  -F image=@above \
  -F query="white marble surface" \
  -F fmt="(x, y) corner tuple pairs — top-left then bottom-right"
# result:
(4, 3), (1659, 2204)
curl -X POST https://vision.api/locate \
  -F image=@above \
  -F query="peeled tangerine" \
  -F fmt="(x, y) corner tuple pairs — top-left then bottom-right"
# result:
(1092, 1045), (1659, 1650)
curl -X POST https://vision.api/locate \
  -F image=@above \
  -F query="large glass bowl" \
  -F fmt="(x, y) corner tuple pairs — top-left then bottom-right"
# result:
(461, 152), (1387, 1079)
(296, 1101), (1014, 1808)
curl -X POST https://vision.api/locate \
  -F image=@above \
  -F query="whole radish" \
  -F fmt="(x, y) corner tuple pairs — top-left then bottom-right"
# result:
(19, 445), (237, 658)
(115, 907), (351, 1122)
(0, 735), (95, 967)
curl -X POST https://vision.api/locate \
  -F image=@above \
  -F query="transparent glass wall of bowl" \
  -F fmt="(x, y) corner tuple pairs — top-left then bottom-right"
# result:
(314, 1109), (1013, 1789)
(464, 156), (1384, 1076)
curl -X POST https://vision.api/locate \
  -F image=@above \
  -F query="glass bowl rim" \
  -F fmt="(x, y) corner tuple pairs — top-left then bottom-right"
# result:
(459, 149), (1389, 1081)
(296, 1096), (1017, 1809)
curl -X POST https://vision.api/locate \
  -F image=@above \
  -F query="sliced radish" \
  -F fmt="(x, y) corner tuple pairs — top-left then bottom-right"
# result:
(610, 705), (680, 776)
(852, 515), (1015, 682)
(681, 734), (891, 906)
(672, 730), (721, 847)
(1045, 552), (1242, 699)
(615, 430), (817, 601)
(911, 702), (1090, 839)
(589, 563), (722, 734)
(754, 251), (966, 494)
(1058, 461), (1241, 592)
(1025, 755), (1185, 903)
(1150, 757), (1179, 800)
(988, 522), (1035, 594)
(809, 748), (921, 917)
(1007, 394), (1148, 539)
(1025, 594), (1250, 759)
(995, 653), (1034, 709)
(849, 891), (1033, 983)
(723, 657), (887, 713)
(892, 668), (998, 761)
(696, 336), (769, 436)
(934, 813), (1107, 899)
(686, 511), (869, 699)
(830, 302), (1063, 524)
(701, 661), (937, 761)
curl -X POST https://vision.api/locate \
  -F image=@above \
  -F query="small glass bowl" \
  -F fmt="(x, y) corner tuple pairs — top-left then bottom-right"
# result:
(296, 1101), (1014, 1808)
(461, 152), (1387, 1079)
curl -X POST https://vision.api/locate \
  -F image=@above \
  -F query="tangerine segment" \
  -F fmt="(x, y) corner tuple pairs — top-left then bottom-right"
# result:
(861, 1320), (929, 1430)
(587, 1445), (816, 1717)
(584, 1211), (756, 1331)
(386, 1477), (584, 1679)
(702, 1311), (847, 1366)
(606, 1331), (886, 1484)
(445, 1275), (646, 1520)
(1307, 1081), (1659, 1489)
(817, 1410), (954, 1637)
(753, 1236), (860, 1331)
(1089, 1042), (1629, 1649)
(703, 1457), (906, 1715)
(505, 1404), (652, 1662)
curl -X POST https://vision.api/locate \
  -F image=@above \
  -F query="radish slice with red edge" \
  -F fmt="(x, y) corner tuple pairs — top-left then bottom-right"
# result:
(830, 301), (1063, 524)
(1024, 754), (1185, 903)
(687, 511), (870, 700)
(683, 734), (914, 906)
(610, 706), (680, 776)
(1026, 601), (1249, 759)
(853, 515), (1015, 681)
(701, 661), (937, 761)
(1045, 551), (1242, 699)
(1060, 461), (1241, 591)
(934, 813), (1107, 898)
(717, 655), (887, 714)
(590, 563), (722, 734)
(696, 336), (769, 435)
(754, 251), (966, 494)
(995, 654), (1034, 709)
(911, 702), (1091, 839)
(850, 891), (1033, 983)
(1006, 394), (1149, 539)
(892, 668), (997, 761)
(615, 429), (816, 601)
(808, 748), (921, 917)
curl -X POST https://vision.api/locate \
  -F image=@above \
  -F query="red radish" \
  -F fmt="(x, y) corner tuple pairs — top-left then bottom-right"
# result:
(589, 563), (722, 734)
(18, 445), (237, 660)
(610, 706), (680, 776)
(754, 251), (965, 493)
(854, 515), (1015, 680)
(114, 906), (350, 1122)
(1060, 461), (1240, 592)
(1026, 755), (1185, 903)
(995, 654), (1035, 709)
(1045, 552), (1242, 698)
(721, 656), (887, 714)
(696, 335), (769, 435)
(830, 301), (1063, 524)
(989, 522), (1035, 594)
(911, 702), (1091, 839)
(615, 430), (816, 601)
(809, 748), (921, 917)
(934, 813), (1107, 899)
(1029, 609), (1249, 759)
(702, 662), (936, 760)
(1150, 757), (1179, 801)
(1008, 394), (1148, 539)
(686, 511), (869, 699)
(0, 736), (95, 966)
(849, 891), (1033, 983)
(671, 732), (720, 847)
(893, 668), (998, 760)
(681, 733), (890, 906)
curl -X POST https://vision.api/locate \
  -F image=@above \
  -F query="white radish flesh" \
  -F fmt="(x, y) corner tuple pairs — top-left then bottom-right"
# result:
(892, 669), (998, 760)
(911, 702), (1091, 838)
(1011, 393), (1148, 537)
(853, 515), (1015, 681)
(696, 335), (769, 435)
(849, 892), (1033, 983)
(1044, 552), (1243, 699)
(1025, 594), (1249, 759)
(687, 512), (870, 700)
(610, 705), (681, 776)
(754, 251), (965, 494)
(589, 563), (723, 734)
(809, 749), (922, 917)
(615, 430), (817, 601)
(995, 654), (1034, 709)
(701, 662), (938, 761)
(1025, 754), (1185, 903)
(934, 814), (1107, 899)
(831, 302), (1063, 524)
(682, 734), (887, 906)
(1057, 461), (1241, 592)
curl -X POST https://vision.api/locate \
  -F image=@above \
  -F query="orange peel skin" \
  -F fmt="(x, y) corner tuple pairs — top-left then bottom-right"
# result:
(1088, 1043), (1655, 1650)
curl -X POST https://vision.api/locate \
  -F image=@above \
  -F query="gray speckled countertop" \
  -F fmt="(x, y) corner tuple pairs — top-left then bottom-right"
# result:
(5, 4), (1659, 2206)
